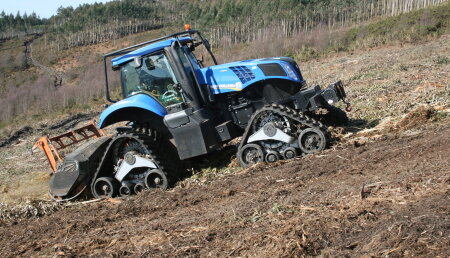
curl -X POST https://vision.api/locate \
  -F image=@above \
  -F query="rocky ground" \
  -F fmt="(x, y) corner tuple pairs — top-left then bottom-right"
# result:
(0, 35), (448, 257)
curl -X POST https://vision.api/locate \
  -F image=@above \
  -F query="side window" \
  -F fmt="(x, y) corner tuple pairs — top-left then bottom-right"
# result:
(121, 52), (184, 107)
(121, 65), (140, 97)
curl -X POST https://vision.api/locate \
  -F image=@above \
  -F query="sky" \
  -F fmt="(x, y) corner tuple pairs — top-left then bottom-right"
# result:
(1, 0), (113, 18)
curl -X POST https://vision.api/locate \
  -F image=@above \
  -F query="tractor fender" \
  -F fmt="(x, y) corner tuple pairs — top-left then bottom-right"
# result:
(98, 93), (167, 129)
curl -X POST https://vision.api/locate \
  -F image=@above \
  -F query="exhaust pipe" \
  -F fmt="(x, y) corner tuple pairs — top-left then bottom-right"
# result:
(119, 182), (134, 197)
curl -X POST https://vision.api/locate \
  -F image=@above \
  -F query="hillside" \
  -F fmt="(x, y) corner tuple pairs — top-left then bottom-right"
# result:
(0, 0), (449, 133)
(0, 1), (449, 257)
(0, 35), (449, 253)
(0, 29), (449, 206)
(0, 2), (449, 203)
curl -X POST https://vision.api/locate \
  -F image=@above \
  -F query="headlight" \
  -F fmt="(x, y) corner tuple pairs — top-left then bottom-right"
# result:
(282, 63), (299, 81)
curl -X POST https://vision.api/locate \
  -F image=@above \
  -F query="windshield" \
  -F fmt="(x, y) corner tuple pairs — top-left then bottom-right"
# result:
(120, 52), (183, 107)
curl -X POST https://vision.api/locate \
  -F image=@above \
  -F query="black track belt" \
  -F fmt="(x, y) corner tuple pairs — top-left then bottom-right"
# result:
(91, 133), (155, 184)
(237, 103), (329, 153)
(89, 131), (181, 195)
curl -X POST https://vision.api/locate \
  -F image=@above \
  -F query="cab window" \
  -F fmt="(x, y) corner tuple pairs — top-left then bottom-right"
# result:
(121, 52), (183, 107)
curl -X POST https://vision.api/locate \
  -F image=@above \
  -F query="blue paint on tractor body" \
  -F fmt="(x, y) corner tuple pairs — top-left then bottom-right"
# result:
(197, 58), (303, 94)
(102, 37), (305, 128)
(98, 93), (167, 128)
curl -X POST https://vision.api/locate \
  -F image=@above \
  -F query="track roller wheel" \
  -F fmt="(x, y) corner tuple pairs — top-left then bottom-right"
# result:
(93, 177), (119, 199)
(238, 143), (264, 168)
(282, 147), (297, 159)
(145, 169), (168, 189)
(119, 182), (134, 197)
(265, 151), (279, 163)
(298, 128), (326, 154)
(134, 182), (146, 193)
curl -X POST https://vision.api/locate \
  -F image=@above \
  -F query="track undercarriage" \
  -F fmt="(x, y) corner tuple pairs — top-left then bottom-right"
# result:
(43, 103), (330, 201)
(90, 130), (182, 199)
(237, 104), (328, 167)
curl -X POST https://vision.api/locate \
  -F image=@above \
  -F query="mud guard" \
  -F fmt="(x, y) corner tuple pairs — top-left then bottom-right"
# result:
(98, 93), (167, 129)
(49, 136), (111, 201)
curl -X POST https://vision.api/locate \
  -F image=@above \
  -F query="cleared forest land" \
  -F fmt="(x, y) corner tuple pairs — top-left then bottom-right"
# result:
(0, 31), (449, 256)
(1, 121), (449, 257)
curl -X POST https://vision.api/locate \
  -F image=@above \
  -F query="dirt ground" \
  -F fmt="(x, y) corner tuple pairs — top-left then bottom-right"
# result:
(0, 33), (449, 256)
(0, 120), (449, 257)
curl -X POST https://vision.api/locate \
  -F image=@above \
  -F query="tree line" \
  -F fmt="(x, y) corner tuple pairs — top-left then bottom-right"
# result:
(1, 0), (164, 46)
(188, 0), (448, 45)
(0, 11), (45, 39)
(1, 0), (447, 49)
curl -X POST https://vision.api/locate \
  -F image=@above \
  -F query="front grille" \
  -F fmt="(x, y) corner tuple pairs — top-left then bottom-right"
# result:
(230, 66), (255, 83)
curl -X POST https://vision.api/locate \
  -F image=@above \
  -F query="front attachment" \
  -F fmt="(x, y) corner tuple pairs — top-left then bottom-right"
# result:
(32, 121), (106, 173)
(49, 136), (111, 201)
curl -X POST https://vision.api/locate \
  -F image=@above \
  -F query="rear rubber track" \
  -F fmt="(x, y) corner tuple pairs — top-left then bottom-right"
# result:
(91, 130), (183, 195)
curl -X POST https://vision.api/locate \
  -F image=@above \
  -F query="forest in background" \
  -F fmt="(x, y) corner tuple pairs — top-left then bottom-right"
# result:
(1, 0), (447, 49)
(0, 0), (449, 131)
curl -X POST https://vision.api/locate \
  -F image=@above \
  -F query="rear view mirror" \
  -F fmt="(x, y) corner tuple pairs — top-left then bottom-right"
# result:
(145, 58), (155, 70)
(130, 56), (142, 68)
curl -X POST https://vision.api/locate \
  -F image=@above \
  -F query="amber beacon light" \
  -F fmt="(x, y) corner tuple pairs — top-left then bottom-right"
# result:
(184, 24), (191, 31)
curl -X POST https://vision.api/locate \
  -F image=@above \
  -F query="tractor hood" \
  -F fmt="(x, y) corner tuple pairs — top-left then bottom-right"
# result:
(196, 57), (305, 94)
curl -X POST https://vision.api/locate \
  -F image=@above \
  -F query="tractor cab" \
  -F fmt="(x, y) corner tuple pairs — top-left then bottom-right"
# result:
(101, 30), (226, 159)
(104, 30), (218, 114)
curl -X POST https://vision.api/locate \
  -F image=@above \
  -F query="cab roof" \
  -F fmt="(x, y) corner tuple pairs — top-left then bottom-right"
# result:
(111, 37), (192, 68)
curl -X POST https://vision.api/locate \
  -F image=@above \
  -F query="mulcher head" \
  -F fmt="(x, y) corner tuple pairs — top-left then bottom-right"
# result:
(49, 136), (111, 201)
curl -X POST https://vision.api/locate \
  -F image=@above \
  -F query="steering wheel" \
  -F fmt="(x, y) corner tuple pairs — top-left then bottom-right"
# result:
(161, 90), (178, 101)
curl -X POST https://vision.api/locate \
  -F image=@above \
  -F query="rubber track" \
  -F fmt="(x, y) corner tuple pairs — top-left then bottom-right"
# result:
(238, 103), (329, 153)
(90, 131), (182, 194)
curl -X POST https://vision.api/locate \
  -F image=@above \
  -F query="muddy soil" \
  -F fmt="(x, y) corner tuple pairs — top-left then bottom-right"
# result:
(0, 122), (448, 257)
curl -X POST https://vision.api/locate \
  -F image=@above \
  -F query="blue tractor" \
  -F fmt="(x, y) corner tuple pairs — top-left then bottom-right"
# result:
(48, 29), (351, 200)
